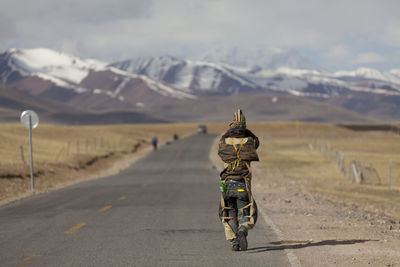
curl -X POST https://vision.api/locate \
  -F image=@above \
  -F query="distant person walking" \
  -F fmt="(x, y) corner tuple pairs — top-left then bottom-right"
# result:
(218, 109), (259, 251)
(152, 136), (158, 150)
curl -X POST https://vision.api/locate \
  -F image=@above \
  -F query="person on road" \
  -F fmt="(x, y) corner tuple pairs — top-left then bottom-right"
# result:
(152, 136), (158, 150)
(218, 109), (259, 251)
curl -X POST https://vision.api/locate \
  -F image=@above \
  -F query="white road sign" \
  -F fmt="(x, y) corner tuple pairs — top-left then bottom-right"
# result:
(20, 110), (39, 129)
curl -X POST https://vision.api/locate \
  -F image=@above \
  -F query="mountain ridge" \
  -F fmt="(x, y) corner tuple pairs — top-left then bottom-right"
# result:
(0, 47), (399, 122)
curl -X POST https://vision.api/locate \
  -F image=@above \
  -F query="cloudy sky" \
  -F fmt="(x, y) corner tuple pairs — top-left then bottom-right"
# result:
(0, 0), (399, 70)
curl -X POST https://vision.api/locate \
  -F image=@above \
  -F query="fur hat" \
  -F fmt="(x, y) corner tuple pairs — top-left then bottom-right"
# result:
(229, 109), (246, 129)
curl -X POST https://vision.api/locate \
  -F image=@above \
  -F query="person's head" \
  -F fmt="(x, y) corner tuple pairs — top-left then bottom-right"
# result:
(229, 109), (246, 131)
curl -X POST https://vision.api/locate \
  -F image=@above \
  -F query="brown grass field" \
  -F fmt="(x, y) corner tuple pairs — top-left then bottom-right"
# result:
(1, 122), (400, 220)
(0, 123), (200, 164)
(0, 123), (199, 204)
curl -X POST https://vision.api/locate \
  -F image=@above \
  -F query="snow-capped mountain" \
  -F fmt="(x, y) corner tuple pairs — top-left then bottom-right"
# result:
(1, 48), (106, 84)
(1, 47), (400, 121)
(110, 56), (261, 95)
(111, 55), (400, 98)
(0, 48), (195, 110)
(0, 48), (107, 93)
(242, 67), (400, 97)
(333, 68), (400, 84)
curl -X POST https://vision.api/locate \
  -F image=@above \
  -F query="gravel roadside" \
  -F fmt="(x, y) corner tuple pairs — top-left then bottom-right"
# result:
(252, 166), (400, 267)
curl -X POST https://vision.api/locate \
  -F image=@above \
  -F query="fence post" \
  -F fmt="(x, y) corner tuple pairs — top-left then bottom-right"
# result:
(340, 152), (345, 175)
(67, 141), (70, 156)
(388, 159), (392, 190)
(348, 160), (355, 181)
(370, 163), (375, 186)
(352, 162), (360, 183)
(55, 146), (65, 162)
(361, 160), (364, 183)
(348, 163), (351, 180)
(20, 145), (26, 164)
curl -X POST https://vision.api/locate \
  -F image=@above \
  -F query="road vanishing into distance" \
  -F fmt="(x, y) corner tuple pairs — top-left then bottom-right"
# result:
(0, 134), (290, 266)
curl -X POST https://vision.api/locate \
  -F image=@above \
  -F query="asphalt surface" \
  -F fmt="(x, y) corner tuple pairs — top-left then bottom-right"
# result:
(0, 134), (290, 267)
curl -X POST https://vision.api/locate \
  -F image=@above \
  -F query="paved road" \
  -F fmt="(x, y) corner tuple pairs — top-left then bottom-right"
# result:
(0, 134), (290, 266)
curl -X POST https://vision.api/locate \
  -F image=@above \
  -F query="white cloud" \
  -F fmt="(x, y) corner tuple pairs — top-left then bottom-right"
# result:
(322, 44), (353, 68)
(0, 0), (399, 69)
(323, 46), (391, 69)
(352, 53), (388, 64)
(60, 40), (78, 56)
(381, 20), (400, 47)
(324, 45), (351, 61)
(0, 12), (17, 45)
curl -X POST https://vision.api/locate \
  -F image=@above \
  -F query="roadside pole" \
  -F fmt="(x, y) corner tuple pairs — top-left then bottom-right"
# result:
(20, 110), (39, 191)
(28, 114), (34, 190)
(388, 159), (392, 191)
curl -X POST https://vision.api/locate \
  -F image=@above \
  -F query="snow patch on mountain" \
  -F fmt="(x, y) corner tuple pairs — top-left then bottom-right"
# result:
(334, 68), (400, 84)
(236, 66), (400, 96)
(106, 65), (195, 99)
(34, 72), (88, 93)
(111, 56), (258, 93)
(1, 48), (196, 101)
(390, 69), (400, 77)
(10, 48), (107, 84)
(139, 73), (196, 99)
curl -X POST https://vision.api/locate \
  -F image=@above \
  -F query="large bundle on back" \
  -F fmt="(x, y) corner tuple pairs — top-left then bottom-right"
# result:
(218, 136), (259, 180)
(218, 137), (259, 163)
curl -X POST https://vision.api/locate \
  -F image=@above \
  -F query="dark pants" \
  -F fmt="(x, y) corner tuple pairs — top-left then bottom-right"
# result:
(222, 179), (250, 244)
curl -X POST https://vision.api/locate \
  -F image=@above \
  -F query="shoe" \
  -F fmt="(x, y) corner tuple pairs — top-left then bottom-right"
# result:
(238, 227), (248, 251)
(232, 244), (240, 251)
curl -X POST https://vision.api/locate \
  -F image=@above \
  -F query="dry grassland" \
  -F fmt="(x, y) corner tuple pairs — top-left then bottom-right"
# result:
(0, 123), (198, 204)
(0, 123), (198, 164)
(250, 122), (400, 219)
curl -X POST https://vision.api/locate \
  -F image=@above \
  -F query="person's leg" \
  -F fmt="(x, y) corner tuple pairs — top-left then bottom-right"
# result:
(224, 197), (239, 251)
(236, 186), (250, 251)
(237, 199), (249, 251)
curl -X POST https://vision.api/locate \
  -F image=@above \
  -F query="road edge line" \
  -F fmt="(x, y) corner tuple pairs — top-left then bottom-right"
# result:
(258, 209), (302, 267)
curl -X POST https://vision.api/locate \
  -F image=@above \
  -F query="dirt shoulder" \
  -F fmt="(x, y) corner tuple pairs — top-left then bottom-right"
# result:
(210, 137), (400, 267)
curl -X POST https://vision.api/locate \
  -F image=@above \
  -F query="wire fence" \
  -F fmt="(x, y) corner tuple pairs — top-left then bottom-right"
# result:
(17, 136), (144, 165)
(313, 140), (395, 189)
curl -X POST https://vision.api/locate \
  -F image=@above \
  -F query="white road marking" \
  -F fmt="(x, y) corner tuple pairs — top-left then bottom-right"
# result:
(258, 209), (302, 267)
